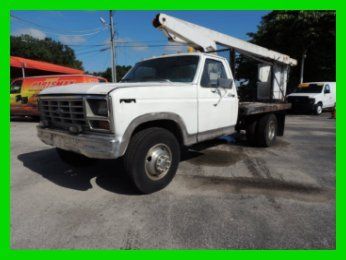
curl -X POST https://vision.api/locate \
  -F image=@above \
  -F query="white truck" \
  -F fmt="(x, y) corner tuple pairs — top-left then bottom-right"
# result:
(37, 13), (297, 193)
(287, 82), (336, 115)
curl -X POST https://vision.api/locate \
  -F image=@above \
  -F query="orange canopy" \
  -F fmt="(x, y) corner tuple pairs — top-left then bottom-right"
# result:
(10, 56), (84, 74)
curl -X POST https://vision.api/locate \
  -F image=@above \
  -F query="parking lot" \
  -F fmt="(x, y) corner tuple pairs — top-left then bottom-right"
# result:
(11, 114), (335, 249)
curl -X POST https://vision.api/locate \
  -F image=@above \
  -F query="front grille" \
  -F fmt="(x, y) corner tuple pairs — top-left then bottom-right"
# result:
(287, 96), (310, 103)
(39, 96), (88, 131)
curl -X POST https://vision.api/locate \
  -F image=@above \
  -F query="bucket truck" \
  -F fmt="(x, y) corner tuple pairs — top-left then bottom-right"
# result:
(36, 13), (297, 193)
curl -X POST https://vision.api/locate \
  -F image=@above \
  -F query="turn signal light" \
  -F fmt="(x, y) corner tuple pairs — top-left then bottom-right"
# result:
(90, 120), (110, 131)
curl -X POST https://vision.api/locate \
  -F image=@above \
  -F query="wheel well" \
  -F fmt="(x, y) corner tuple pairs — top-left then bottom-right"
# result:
(132, 120), (184, 145)
(240, 112), (286, 137)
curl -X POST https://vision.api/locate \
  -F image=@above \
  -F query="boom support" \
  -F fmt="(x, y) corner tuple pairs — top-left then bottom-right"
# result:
(153, 13), (298, 101)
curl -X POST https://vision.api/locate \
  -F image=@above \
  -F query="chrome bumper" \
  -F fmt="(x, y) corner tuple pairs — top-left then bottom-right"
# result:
(37, 126), (120, 159)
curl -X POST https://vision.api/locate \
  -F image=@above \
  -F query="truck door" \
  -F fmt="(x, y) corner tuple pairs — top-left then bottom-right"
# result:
(197, 58), (238, 137)
(323, 84), (333, 108)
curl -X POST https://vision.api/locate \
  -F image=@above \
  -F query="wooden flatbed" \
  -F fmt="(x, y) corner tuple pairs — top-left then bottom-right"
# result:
(239, 102), (291, 117)
(236, 102), (291, 137)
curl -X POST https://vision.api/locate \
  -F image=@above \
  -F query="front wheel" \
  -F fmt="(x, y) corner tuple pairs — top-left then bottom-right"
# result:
(124, 127), (180, 194)
(315, 103), (323, 115)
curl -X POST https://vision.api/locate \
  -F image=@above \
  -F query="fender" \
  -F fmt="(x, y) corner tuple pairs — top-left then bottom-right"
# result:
(118, 112), (197, 157)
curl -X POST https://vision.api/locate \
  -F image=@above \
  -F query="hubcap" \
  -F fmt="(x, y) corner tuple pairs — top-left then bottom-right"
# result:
(268, 121), (276, 141)
(145, 144), (172, 180)
(317, 106), (322, 114)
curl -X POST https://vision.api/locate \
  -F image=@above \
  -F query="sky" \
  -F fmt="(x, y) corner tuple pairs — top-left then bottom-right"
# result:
(11, 11), (269, 72)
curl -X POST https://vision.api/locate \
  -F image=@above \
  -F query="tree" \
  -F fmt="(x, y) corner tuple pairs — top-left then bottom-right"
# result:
(92, 65), (132, 82)
(11, 35), (83, 69)
(237, 11), (336, 93)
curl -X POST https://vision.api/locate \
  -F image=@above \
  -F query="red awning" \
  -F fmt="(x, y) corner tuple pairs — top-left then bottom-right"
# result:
(10, 56), (84, 74)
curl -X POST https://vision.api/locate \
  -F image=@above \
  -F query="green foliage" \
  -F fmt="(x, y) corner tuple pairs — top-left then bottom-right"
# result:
(11, 35), (83, 69)
(237, 11), (336, 93)
(92, 66), (132, 82)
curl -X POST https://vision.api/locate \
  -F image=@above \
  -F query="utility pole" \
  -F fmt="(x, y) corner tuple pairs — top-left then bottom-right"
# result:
(109, 11), (116, 82)
(300, 49), (307, 84)
(229, 48), (236, 78)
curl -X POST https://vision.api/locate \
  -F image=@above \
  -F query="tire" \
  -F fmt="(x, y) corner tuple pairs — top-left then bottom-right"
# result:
(246, 119), (257, 146)
(124, 127), (180, 194)
(256, 114), (278, 147)
(315, 103), (323, 115)
(56, 148), (95, 167)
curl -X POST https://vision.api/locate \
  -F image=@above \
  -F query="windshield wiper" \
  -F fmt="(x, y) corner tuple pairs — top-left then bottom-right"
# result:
(146, 78), (172, 83)
(120, 79), (136, 83)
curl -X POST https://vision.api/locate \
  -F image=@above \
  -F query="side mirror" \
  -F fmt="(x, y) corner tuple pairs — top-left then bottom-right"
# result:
(218, 78), (233, 89)
(324, 89), (331, 94)
(15, 95), (22, 102)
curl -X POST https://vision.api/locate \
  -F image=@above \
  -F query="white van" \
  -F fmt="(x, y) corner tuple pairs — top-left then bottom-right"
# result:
(287, 82), (336, 115)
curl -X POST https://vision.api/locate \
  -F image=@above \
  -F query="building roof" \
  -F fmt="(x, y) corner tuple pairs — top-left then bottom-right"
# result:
(10, 56), (84, 74)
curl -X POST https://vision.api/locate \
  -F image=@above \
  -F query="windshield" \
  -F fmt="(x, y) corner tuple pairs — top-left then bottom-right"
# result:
(10, 80), (23, 94)
(293, 84), (323, 94)
(121, 56), (199, 83)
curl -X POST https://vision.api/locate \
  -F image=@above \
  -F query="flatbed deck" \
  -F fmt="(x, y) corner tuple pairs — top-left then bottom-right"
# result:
(239, 102), (291, 117)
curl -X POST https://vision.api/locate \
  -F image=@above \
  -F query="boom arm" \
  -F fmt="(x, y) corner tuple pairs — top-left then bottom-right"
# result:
(153, 13), (297, 66)
(153, 13), (297, 101)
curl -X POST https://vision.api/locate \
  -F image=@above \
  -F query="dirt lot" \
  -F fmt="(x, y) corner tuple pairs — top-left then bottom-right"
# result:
(10, 114), (335, 249)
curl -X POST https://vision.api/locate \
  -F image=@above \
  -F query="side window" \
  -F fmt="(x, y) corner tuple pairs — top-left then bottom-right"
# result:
(10, 80), (23, 94)
(201, 59), (227, 87)
(324, 84), (331, 94)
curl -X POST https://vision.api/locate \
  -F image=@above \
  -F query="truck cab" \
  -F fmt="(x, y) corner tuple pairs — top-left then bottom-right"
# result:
(287, 82), (336, 115)
(120, 53), (238, 137)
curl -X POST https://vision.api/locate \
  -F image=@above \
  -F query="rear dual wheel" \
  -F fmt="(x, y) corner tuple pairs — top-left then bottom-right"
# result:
(246, 113), (278, 147)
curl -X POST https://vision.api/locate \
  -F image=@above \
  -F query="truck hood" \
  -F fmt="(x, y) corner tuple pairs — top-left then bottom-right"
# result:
(39, 82), (188, 95)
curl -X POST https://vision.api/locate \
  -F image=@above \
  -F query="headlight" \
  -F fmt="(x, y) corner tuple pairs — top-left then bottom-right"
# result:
(87, 99), (108, 117)
(85, 97), (112, 132)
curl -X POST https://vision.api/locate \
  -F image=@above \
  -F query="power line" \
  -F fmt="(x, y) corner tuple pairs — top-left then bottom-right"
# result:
(11, 14), (105, 37)
(75, 46), (107, 54)
(116, 44), (187, 48)
(75, 44), (186, 53)
(64, 43), (109, 47)
(63, 45), (108, 53)
(11, 14), (104, 34)
(75, 43), (188, 58)
(77, 47), (110, 55)
(64, 40), (169, 48)
(115, 40), (168, 43)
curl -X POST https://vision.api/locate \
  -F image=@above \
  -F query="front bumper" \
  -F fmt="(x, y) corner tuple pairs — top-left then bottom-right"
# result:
(290, 102), (316, 112)
(37, 126), (120, 159)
